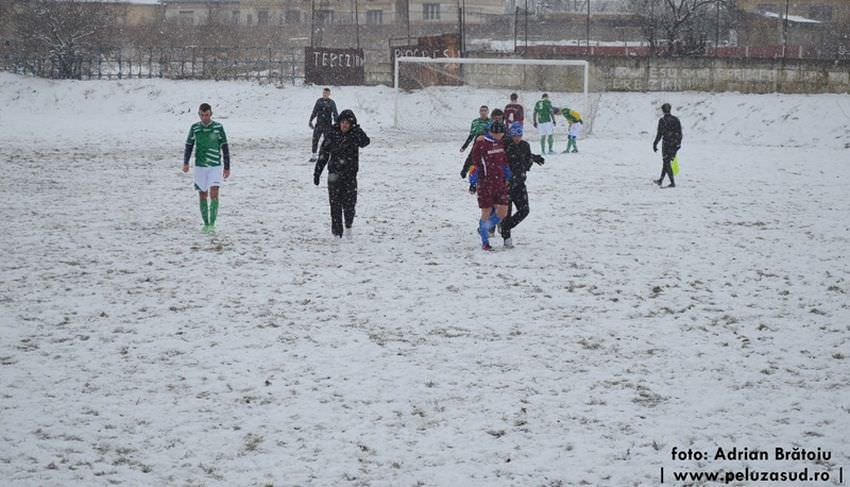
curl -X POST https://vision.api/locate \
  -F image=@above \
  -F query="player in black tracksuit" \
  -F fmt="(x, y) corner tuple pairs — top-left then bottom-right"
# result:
(309, 87), (339, 161)
(500, 121), (544, 247)
(653, 103), (682, 188)
(313, 109), (370, 238)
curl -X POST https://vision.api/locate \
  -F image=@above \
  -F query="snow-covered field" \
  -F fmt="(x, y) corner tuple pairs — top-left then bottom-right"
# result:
(1, 73), (848, 486)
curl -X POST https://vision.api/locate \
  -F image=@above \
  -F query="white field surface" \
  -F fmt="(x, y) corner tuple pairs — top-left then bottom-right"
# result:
(1, 73), (849, 486)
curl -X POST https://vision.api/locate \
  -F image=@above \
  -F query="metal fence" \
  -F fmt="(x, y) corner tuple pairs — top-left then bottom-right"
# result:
(0, 46), (305, 84)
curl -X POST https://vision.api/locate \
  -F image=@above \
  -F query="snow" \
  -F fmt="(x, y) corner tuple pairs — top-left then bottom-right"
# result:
(1, 72), (849, 485)
(760, 11), (823, 24)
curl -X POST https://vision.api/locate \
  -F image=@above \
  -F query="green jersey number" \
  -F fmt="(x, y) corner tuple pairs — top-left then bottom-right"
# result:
(534, 99), (553, 124)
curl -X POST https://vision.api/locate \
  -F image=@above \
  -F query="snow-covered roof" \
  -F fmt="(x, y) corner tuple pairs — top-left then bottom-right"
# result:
(760, 11), (822, 24)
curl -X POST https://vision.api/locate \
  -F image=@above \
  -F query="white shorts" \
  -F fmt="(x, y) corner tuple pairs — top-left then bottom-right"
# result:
(537, 121), (555, 136)
(193, 166), (223, 192)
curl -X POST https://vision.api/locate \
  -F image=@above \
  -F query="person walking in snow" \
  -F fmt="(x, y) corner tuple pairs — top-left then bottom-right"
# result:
(467, 120), (512, 251)
(308, 87), (339, 162)
(533, 93), (556, 155)
(459, 105), (491, 178)
(500, 121), (544, 248)
(465, 108), (506, 240)
(653, 103), (682, 188)
(504, 93), (524, 127)
(313, 109), (370, 238)
(182, 102), (230, 233)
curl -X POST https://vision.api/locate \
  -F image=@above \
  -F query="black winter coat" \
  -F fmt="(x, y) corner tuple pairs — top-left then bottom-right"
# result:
(653, 114), (682, 150)
(505, 139), (543, 186)
(314, 115), (370, 183)
(310, 98), (339, 127)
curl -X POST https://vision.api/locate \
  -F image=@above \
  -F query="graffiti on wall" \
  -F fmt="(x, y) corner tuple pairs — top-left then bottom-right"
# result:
(305, 47), (365, 85)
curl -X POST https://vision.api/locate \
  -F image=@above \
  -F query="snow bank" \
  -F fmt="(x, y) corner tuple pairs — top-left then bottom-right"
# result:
(2, 72), (849, 149)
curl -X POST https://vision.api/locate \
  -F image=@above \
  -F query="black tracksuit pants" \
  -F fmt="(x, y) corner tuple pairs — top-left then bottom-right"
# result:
(328, 175), (357, 236)
(660, 146), (677, 185)
(312, 124), (331, 154)
(500, 182), (529, 239)
(460, 151), (475, 178)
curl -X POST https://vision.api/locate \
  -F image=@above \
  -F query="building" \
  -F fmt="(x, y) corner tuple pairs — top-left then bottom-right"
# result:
(120, 3), (165, 25)
(161, 0), (507, 26)
(736, 0), (850, 24)
(734, 0), (849, 57)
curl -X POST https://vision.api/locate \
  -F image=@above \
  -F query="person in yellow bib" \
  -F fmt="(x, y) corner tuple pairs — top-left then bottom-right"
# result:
(182, 103), (231, 233)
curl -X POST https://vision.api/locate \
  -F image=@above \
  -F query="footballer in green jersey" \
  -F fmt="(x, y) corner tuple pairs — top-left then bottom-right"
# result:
(459, 105), (490, 178)
(533, 94), (556, 154)
(182, 103), (231, 233)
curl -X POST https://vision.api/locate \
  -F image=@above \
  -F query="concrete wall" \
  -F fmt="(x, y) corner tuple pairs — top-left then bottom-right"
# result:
(597, 57), (850, 93)
(367, 56), (850, 93)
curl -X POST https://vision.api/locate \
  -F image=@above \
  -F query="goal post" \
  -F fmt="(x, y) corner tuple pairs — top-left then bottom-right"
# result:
(393, 56), (590, 129)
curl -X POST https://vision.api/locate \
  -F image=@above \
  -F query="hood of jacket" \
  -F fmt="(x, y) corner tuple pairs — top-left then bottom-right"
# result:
(338, 109), (357, 126)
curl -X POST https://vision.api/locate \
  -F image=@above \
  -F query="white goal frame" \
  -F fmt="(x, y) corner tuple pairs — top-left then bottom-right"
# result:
(393, 56), (590, 128)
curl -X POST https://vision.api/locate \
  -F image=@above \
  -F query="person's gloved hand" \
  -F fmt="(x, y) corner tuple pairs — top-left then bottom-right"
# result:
(532, 154), (545, 165)
(653, 144), (658, 152)
(313, 173), (320, 186)
(460, 168), (468, 179)
(468, 184), (476, 194)
(309, 122), (314, 130)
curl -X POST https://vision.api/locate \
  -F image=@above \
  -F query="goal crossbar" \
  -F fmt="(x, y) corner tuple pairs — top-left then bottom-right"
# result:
(393, 56), (590, 128)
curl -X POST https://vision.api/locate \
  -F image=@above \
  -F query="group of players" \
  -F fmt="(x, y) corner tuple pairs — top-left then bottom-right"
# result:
(457, 92), (586, 250)
(182, 88), (681, 252)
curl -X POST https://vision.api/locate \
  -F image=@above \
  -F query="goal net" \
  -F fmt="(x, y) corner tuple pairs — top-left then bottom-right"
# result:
(393, 57), (591, 135)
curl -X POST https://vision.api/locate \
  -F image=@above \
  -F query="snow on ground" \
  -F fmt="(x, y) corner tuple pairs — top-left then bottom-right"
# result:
(0, 73), (848, 486)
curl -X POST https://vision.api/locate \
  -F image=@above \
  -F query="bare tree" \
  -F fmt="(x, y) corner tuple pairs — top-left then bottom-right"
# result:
(12, 0), (118, 78)
(630, 0), (733, 55)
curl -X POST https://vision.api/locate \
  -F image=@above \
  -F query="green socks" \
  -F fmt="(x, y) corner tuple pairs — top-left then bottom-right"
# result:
(209, 199), (219, 226)
(540, 138), (546, 153)
(199, 198), (220, 231)
(548, 135), (554, 152)
(199, 199), (209, 226)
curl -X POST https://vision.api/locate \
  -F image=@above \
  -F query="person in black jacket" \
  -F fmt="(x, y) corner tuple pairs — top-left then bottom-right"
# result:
(314, 109), (370, 238)
(653, 103), (682, 188)
(308, 87), (339, 162)
(500, 121), (544, 248)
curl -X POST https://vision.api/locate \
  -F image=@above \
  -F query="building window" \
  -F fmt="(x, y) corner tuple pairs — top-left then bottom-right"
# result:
(178, 10), (194, 25)
(423, 3), (440, 21)
(366, 9), (383, 25)
(285, 9), (300, 24)
(231, 10), (240, 25)
(257, 10), (269, 25)
(246, 13), (253, 25)
(809, 5), (833, 21)
(317, 9), (334, 25)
